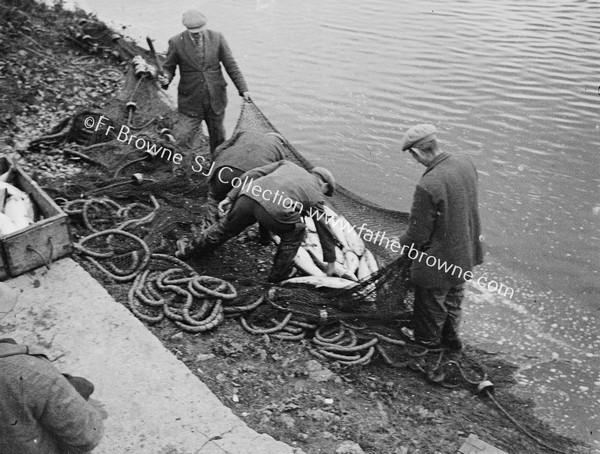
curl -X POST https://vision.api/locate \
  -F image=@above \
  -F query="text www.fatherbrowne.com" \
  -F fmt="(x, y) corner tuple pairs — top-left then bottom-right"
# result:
(305, 206), (514, 299)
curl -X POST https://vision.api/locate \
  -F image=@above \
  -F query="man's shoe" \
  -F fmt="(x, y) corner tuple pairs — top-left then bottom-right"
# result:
(441, 337), (463, 352)
(409, 339), (442, 356)
(408, 339), (442, 357)
(257, 235), (272, 246)
(268, 266), (297, 283)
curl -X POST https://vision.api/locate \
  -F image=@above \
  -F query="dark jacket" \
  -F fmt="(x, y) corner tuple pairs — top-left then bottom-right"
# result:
(400, 152), (483, 288)
(227, 160), (336, 263)
(211, 131), (287, 178)
(0, 342), (104, 454)
(163, 29), (249, 116)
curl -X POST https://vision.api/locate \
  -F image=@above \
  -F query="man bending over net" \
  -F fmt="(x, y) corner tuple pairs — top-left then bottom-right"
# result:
(176, 160), (344, 283)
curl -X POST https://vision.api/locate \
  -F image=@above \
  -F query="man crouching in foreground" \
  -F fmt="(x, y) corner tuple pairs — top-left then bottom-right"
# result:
(176, 160), (342, 283)
(0, 283), (104, 454)
(399, 124), (483, 352)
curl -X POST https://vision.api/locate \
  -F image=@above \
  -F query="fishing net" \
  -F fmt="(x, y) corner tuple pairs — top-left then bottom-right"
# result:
(30, 18), (209, 252)
(231, 101), (414, 329)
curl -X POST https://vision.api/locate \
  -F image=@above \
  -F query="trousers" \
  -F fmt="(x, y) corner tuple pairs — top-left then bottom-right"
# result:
(190, 195), (305, 282)
(412, 283), (465, 348)
(173, 109), (226, 155)
(206, 168), (270, 242)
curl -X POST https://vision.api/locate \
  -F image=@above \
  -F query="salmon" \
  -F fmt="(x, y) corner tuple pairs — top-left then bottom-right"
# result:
(357, 255), (372, 280)
(4, 194), (35, 230)
(304, 230), (322, 250)
(303, 215), (317, 233)
(294, 247), (326, 277)
(0, 181), (26, 198)
(0, 212), (18, 235)
(344, 250), (360, 275)
(322, 205), (350, 251)
(280, 275), (358, 289)
(304, 245), (326, 270)
(339, 214), (365, 256)
(363, 248), (379, 274)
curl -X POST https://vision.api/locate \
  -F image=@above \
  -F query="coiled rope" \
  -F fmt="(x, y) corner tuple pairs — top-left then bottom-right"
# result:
(64, 195), (159, 233)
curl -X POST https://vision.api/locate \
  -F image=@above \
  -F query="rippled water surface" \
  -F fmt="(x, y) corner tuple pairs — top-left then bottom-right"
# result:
(80, 0), (600, 447)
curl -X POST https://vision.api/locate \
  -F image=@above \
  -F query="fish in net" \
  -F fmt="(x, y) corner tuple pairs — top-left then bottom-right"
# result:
(263, 255), (414, 328)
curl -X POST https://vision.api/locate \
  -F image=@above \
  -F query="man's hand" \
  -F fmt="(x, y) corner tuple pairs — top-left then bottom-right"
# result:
(218, 197), (232, 217)
(326, 262), (344, 277)
(241, 91), (252, 102)
(157, 74), (170, 89)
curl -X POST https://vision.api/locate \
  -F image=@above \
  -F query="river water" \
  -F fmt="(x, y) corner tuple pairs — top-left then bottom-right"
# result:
(75, 0), (599, 448)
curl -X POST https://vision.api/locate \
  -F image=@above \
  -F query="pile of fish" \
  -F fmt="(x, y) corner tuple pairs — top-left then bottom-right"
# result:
(279, 206), (379, 289)
(0, 168), (37, 236)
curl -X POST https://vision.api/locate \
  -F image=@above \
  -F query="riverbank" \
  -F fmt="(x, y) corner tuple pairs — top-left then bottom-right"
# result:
(0, 1), (591, 453)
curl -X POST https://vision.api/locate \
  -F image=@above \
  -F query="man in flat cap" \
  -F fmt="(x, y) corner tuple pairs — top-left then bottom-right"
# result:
(159, 9), (251, 155)
(176, 160), (341, 283)
(0, 283), (104, 454)
(399, 124), (483, 352)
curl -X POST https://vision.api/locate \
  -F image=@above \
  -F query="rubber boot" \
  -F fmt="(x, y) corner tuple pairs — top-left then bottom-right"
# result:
(205, 196), (220, 225)
(441, 319), (463, 351)
(268, 223), (305, 282)
(268, 244), (299, 282)
(257, 224), (271, 245)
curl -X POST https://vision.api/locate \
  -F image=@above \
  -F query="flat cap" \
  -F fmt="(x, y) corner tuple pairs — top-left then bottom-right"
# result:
(0, 282), (18, 319)
(400, 124), (437, 151)
(182, 9), (207, 32)
(311, 167), (336, 196)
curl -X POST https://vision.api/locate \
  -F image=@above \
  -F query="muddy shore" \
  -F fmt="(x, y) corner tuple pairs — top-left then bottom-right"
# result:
(0, 1), (591, 453)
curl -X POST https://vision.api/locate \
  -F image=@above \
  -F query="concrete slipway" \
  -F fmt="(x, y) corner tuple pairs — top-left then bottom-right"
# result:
(0, 258), (304, 454)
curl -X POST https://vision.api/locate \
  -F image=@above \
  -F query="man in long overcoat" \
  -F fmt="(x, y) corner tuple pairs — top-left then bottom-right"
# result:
(160, 9), (251, 154)
(399, 124), (484, 351)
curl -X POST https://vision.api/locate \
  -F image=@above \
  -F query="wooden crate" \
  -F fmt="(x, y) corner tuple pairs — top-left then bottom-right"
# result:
(0, 157), (72, 280)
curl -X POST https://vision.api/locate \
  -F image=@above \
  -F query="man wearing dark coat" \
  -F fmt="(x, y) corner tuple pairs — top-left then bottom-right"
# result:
(399, 124), (483, 351)
(204, 130), (287, 223)
(159, 9), (251, 154)
(176, 160), (341, 283)
(0, 283), (104, 454)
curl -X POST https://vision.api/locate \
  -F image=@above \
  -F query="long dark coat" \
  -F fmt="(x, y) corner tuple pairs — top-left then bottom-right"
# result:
(163, 29), (249, 116)
(400, 152), (484, 288)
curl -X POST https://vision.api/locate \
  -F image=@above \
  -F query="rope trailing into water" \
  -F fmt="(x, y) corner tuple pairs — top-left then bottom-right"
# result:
(483, 390), (569, 454)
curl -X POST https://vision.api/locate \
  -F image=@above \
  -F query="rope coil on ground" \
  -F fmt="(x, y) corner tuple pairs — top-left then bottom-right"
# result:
(74, 229), (151, 281)
(240, 312), (293, 335)
(65, 195), (160, 233)
(125, 263), (235, 333)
